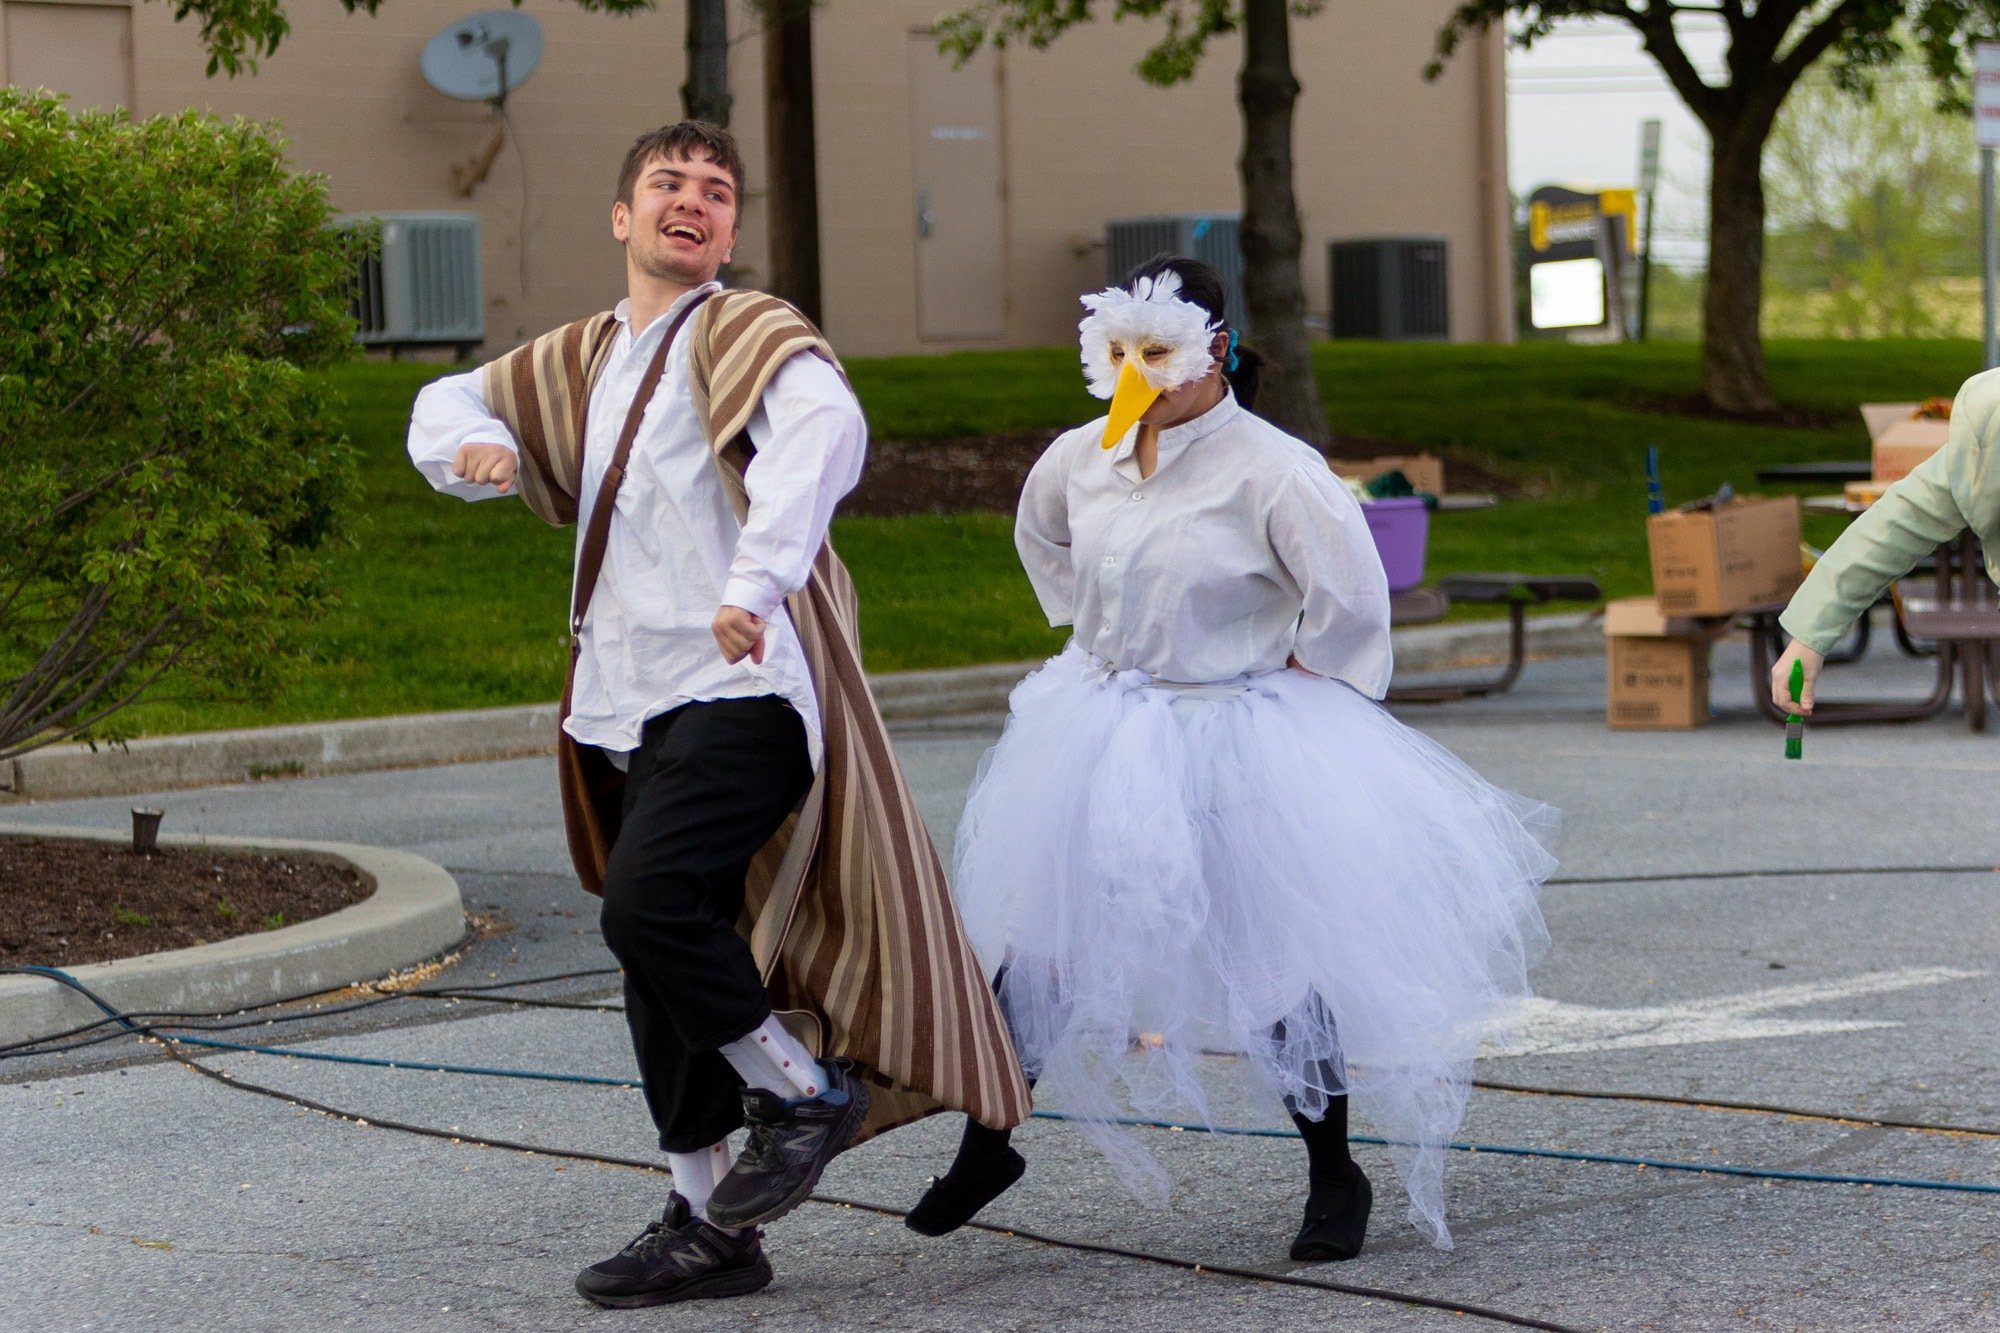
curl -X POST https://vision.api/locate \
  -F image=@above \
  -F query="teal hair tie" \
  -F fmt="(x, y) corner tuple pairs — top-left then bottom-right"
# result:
(1224, 328), (1240, 373)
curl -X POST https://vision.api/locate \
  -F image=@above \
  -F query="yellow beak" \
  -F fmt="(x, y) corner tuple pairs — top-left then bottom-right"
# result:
(1101, 359), (1160, 450)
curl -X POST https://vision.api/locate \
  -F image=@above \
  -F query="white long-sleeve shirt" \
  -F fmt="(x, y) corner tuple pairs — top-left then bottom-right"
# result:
(407, 284), (866, 765)
(1016, 391), (1393, 696)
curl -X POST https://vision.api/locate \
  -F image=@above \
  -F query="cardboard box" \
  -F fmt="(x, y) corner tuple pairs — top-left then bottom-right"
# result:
(1646, 495), (1802, 617)
(1603, 597), (1711, 730)
(1861, 401), (1951, 482)
(1329, 453), (1445, 496)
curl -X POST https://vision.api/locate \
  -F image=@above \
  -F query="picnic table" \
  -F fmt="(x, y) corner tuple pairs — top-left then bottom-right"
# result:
(1737, 495), (1996, 731)
(1379, 489), (1602, 702)
(1753, 461), (1873, 486)
(1387, 571), (1602, 704)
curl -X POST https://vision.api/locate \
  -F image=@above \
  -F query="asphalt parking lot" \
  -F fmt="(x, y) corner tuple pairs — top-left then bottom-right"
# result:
(5, 638), (1996, 1331)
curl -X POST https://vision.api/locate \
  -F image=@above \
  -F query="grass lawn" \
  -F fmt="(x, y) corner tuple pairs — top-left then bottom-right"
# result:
(115, 338), (1983, 736)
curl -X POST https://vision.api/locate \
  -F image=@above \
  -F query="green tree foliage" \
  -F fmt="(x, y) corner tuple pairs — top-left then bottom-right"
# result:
(160, 0), (652, 76)
(1431, 1), (2000, 414)
(1765, 61), (1979, 337)
(0, 91), (361, 759)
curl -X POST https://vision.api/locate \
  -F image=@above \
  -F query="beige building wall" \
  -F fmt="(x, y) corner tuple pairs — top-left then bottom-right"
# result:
(125, 0), (759, 350)
(810, 2), (1513, 353)
(3, 0), (1511, 357)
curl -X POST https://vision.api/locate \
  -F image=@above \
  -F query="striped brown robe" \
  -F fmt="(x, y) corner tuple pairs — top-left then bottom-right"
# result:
(481, 290), (1030, 1138)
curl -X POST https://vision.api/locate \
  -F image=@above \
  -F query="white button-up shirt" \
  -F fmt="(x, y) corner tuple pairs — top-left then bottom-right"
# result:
(1016, 391), (1393, 696)
(407, 284), (866, 766)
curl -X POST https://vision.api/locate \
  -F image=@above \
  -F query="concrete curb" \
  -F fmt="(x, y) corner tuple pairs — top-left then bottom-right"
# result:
(0, 826), (465, 1046)
(1, 613), (1604, 801)
(7, 704), (562, 803)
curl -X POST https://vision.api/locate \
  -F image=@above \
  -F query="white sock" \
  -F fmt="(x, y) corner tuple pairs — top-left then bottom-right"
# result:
(666, 1138), (735, 1229)
(719, 1015), (830, 1100)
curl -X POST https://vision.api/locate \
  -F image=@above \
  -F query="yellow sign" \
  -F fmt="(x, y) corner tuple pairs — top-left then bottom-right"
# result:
(1528, 189), (1639, 254)
(1600, 189), (1638, 253)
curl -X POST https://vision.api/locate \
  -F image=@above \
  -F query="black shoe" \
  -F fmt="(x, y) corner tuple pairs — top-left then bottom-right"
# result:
(574, 1194), (773, 1309)
(1290, 1162), (1372, 1263)
(705, 1061), (871, 1229)
(905, 1142), (1026, 1236)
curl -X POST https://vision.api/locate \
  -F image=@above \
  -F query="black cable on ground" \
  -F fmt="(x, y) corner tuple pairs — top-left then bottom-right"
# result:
(0, 966), (624, 1060)
(178, 1050), (1590, 1332)
(812, 1192), (1589, 1332)
(11, 963), (1999, 1149)
(1549, 864), (1999, 887)
(16, 965), (1589, 1333)
(1472, 1079), (2000, 1140)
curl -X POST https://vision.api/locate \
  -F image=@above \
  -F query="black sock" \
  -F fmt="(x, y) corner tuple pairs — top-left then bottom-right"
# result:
(1292, 1095), (1355, 1189)
(952, 962), (1030, 1174)
(945, 1075), (1031, 1177)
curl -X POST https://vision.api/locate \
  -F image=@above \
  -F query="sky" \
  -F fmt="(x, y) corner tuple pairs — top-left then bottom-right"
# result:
(1505, 14), (1729, 269)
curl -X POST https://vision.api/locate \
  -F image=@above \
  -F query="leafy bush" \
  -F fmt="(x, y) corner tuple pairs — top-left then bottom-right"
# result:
(0, 90), (360, 759)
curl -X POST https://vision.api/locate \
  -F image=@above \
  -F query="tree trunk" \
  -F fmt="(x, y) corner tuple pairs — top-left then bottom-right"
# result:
(682, 0), (731, 124)
(1237, 0), (1329, 447)
(763, 0), (823, 326)
(1701, 118), (1777, 414)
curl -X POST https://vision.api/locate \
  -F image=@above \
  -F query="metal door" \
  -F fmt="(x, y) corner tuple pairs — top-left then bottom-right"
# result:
(908, 34), (1004, 341)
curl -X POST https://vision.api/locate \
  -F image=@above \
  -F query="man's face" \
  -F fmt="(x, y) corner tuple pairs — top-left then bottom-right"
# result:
(612, 150), (738, 285)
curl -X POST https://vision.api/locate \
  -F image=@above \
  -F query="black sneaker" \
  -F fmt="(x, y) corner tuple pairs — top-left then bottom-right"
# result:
(704, 1061), (871, 1229)
(1290, 1161), (1373, 1263)
(574, 1194), (773, 1308)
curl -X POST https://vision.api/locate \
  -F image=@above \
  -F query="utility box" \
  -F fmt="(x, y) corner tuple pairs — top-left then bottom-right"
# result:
(1330, 237), (1449, 340)
(1104, 214), (1247, 334)
(339, 212), (484, 354)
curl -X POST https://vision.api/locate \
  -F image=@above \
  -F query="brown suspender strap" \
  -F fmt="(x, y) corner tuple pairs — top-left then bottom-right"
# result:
(567, 292), (712, 640)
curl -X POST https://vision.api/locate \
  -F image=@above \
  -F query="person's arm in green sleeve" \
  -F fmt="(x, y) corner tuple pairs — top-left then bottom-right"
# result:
(1772, 371), (2000, 712)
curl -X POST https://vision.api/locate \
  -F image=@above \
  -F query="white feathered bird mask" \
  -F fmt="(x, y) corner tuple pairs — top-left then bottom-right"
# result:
(1078, 271), (1221, 449)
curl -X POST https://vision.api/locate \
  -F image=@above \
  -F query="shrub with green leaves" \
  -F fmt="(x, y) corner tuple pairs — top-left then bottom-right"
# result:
(0, 90), (360, 760)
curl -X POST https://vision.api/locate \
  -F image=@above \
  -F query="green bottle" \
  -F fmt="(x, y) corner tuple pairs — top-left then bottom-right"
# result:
(1784, 659), (1805, 760)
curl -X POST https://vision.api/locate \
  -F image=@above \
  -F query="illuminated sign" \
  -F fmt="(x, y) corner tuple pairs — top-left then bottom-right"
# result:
(1530, 257), (1607, 330)
(1523, 185), (1636, 333)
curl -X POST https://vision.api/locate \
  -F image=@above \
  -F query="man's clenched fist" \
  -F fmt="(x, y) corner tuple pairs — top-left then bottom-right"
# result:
(713, 605), (767, 665)
(453, 443), (518, 494)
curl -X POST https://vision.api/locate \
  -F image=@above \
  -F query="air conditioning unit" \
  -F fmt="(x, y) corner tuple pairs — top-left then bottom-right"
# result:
(338, 212), (483, 350)
(1329, 237), (1449, 341)
(1104, 214), (1248, 335)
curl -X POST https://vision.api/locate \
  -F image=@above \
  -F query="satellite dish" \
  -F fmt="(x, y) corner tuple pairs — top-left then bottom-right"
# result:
(421, 11), (543, 105)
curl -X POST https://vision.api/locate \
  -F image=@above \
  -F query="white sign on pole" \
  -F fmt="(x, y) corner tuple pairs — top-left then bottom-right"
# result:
(1976, 42), (2000, 148)
(1638, 118), (1663, 194)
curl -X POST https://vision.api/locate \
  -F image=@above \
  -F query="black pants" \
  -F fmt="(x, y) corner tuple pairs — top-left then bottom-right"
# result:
(598, 696), (814, 1153)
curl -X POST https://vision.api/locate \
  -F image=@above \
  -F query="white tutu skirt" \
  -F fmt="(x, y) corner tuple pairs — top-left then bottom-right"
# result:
(954, 645), (1556, 1248)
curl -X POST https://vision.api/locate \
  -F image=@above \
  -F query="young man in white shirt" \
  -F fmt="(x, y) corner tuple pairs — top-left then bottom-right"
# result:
(406, 123), (868, 1308)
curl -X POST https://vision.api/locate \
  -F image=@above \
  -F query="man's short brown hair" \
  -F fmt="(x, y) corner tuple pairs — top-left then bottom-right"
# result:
(616, 121), (746, 211)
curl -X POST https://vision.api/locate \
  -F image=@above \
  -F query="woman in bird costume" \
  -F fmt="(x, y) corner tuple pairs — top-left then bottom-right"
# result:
(904, 257), (1556, 1259)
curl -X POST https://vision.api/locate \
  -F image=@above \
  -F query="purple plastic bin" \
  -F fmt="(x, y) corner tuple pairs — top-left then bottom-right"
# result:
(1361, 497), (1430, 592)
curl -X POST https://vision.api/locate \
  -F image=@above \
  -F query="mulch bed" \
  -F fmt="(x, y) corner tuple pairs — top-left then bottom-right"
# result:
(846, 431), (1521, 517)
(1622, 393), (1848, 432)
(0, 835), (370, 969)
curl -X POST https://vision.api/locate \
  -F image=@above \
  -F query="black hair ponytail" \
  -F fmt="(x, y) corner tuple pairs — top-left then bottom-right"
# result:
(1224, 342), (1264, 412)
(1124, 252), (1263, 412)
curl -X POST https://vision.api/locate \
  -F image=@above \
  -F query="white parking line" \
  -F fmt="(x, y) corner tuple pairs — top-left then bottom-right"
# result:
(1484, 967), (1984, 1057)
